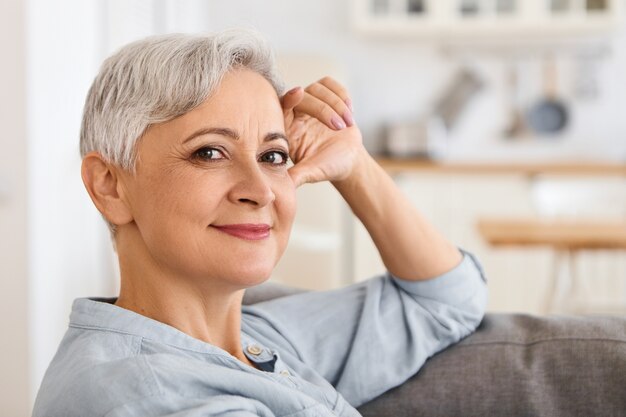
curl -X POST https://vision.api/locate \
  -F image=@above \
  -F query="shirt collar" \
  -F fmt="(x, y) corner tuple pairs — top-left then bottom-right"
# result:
(70, 297), (273, 363)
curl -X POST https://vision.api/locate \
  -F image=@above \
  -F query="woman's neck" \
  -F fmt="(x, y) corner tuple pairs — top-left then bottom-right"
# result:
(115, 281), (246, 353)
(113, 231), (251, 365)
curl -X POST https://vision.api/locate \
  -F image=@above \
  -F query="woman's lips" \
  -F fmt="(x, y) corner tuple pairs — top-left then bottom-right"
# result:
(211, 223), (271, 241)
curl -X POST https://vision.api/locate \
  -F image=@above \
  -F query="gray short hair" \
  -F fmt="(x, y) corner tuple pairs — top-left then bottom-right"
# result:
(80, 29), (285, 171)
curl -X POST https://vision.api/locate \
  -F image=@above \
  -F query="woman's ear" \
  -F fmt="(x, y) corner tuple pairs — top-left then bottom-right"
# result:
(81, 152), (134, 226)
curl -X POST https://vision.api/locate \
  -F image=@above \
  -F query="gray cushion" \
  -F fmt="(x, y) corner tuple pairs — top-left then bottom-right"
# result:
(358, 314), (626, 417)
(244, 284), (626, 416)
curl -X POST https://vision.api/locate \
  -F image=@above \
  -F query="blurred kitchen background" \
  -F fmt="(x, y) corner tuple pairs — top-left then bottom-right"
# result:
(3, 0), (626, 414)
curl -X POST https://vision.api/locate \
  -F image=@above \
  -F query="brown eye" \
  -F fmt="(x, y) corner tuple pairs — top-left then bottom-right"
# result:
(193, 147), (225, 161)
(260, 151), (288, 165)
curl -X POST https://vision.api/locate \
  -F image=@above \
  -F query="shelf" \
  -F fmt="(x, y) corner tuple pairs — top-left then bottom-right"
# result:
(352, 0), (625, 41)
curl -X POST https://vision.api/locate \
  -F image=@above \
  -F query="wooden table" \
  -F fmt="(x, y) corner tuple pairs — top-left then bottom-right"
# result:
(477, 219), (626, 250)
(477, 218), (626, 313)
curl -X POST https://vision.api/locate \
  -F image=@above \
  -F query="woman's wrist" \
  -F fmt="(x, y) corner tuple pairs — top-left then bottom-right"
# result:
(330, 146), (377, 196)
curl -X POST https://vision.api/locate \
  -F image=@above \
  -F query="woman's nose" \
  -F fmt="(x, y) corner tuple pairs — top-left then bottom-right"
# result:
(228, 163), (276, 208)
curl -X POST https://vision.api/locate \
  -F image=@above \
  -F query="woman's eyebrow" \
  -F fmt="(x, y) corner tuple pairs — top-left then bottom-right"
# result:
(182, 127), (289, 147)
(182, 127), (239, 144)
(265, 132), (289, 146)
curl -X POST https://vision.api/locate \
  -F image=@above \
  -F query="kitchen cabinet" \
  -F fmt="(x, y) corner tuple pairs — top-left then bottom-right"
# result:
(351, 0), (625, 40)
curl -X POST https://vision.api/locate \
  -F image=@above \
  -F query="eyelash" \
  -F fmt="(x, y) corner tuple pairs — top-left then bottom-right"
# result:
(191, 147), (290, 166)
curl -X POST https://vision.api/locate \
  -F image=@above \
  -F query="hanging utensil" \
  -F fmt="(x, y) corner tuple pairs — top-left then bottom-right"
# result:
(503, 62), (526, 138)
(526, 55), (569, 136)
(433, 68), (484, 131)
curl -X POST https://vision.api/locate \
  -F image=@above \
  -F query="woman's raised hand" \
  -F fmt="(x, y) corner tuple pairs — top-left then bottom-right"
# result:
(282, 77), (463, 280)
(281, 77), (366, 187)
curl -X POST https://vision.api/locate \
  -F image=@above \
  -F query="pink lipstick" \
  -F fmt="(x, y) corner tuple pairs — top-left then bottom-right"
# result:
(211, 223), (271, 241)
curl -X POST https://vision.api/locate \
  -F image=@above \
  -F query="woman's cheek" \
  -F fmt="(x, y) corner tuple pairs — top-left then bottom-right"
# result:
(278, 177), (297, 225)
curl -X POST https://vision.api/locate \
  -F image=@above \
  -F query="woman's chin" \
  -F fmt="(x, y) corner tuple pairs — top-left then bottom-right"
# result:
(208, 259), (277, 289)
(234, 263), (275, 286)
(216, 242), (285, 285)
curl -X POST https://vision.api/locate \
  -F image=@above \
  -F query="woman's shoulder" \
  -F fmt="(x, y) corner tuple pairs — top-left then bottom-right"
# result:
(32, 325), (275, 417)
(33, 327), (159, 417)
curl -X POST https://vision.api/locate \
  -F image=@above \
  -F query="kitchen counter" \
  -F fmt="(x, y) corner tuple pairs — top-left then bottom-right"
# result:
(375, 157), (626, 176)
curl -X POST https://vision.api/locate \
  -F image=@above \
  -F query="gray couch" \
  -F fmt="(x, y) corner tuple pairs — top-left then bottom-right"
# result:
(243, 283), (626, 417)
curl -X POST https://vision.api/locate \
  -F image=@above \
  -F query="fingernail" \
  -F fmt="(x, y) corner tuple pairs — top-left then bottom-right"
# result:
(286, 86), (300, 95)
(331, 115), (346, 130)
(345, 98), (354, 113)
(343, 110), (354, 127)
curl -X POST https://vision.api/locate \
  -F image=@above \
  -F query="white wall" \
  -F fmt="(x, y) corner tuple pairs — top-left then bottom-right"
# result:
(0, 1), (29, 415)
(26, 0), (113, 409)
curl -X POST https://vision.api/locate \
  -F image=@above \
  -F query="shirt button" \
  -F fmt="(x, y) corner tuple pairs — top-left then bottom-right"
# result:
(280, 370), (291, 376)
(246, 345), (263, 355)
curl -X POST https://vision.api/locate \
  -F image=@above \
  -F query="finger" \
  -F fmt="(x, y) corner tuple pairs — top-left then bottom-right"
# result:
(288, 165), (305, 187)
(318, 76), (353, 113)
(280, 87), (304, 113)
(304, 82), (354, 127)
(296, 93), (344, 130)
(288, 164), (315, 187)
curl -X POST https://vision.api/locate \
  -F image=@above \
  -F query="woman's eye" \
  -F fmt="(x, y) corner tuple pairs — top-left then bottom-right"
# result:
(260, 151), (289, 165)
(193, 147), (225, 161)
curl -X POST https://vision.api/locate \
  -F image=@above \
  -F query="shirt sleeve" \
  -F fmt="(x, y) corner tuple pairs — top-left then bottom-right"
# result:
(242, 249), (488, 407)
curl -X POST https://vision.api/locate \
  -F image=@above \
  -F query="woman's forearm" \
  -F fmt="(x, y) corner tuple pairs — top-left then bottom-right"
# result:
(332, 149), (462, 281)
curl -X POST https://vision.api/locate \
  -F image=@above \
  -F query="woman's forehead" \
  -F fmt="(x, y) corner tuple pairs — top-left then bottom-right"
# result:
(148, 70), (285, 145)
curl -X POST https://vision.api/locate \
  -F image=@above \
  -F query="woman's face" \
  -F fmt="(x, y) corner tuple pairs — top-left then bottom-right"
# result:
(120, 69), (296, 289)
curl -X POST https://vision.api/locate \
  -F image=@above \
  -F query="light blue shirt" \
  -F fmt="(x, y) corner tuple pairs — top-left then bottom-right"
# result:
(33, 250), (487, 416)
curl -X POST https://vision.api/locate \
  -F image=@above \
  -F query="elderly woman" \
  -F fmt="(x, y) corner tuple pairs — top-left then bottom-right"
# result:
(33, 30), (487, 417)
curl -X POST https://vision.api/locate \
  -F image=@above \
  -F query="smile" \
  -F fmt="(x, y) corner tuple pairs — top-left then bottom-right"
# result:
(210, 223), (271, 241)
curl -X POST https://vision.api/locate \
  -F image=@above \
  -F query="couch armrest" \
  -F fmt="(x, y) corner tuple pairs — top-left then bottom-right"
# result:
(358, 313), (626, 417)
